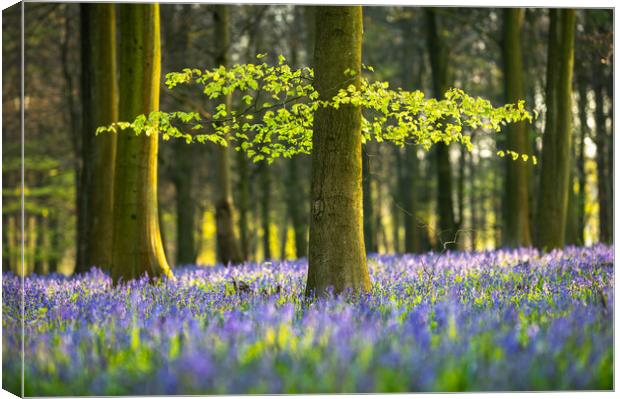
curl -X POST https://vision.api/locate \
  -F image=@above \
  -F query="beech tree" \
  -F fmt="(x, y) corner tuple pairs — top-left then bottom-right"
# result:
(110, 4), (173, 281)
(213, 5), (244, 264)
(501, 8), (532, 247)
(76, 3), (117, 273)
(535, 9), (576, 250)
(425, 8), (458, 248)
(101, 8), (532, 289)
(305, 6), (371, 295)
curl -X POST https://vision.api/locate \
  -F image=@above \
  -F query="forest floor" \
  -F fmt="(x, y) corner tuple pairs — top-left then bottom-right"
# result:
(2, 245), (614, 394)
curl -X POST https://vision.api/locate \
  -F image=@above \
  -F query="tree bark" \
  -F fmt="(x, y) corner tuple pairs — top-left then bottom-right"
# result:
(535, 9), (576, 250)
(425, 8), (457, 248)
(286, 157), (308, 258)
(593, 78), (611, 243)
(163, 4), (197, 266)
(78, 4), (118, 273)
(212, 5), (243, 265)
(305, 6), (370, 296)
(501, 8), (532, 247)
(110, 4), (173, 282)
(575, 76), (588, 245)
(260, 163), (272, 260)
(236, 151), (251, 260)
(362, 147), (377, 253)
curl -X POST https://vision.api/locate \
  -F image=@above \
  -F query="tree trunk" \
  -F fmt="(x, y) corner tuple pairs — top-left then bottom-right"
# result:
(535, 9), (576, 250)
(305, 6), (370, 296)
(593, 79), (611, 243)
(286, 157), (308, 258)
(173, 153), (196, 265)
(285, 20), (309, 259)
(402, 145), (421, 253)
(575, 77), (588, 245)
(260, 163), (272, 260)
(362, 147), (377, 253)
(236, 151), (251, 260)
(78, 4), (117, 273)
(425, 8), (457, 248)
(398, 18), (422, 254)
(110, 4), (173, 282)
(163, 4), (196, 266)
(213, 5), (243, 265)
(501, 8), (532, 247)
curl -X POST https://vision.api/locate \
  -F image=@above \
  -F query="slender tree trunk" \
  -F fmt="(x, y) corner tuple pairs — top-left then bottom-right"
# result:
(163, 4), (196, 266)
(468, 149), (478, 250)
(111, 4), (173, 281)
(501, 8), (532, 247)
(576, 77), (588, 245)
(402, 145), (420, 253)
(237, 151), (251, 259)
(78, 4), (118, 272)
(59, 8), (84, 273)
(213, 5), (243, 264)
(535, 9), (576, 250)
(286, 157), (308, 258)
(362, 148), (377, 253)
(173, 155), (196, 265)
(593, 80), (611, 243)
(25, 215), (36, 276)
(604, 63), (613, 243)
(399, 19), (422, 254)
(305, 6), (370, 296)
(260, 163), (272, 260)
(425, 8), (457, 248)
(285, 16), (308, 259)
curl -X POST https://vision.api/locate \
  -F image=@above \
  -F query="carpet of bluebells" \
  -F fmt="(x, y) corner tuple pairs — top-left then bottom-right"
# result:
(2, 245), (614, 395)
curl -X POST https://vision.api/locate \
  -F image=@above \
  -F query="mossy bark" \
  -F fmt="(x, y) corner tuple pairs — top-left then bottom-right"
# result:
(213, 5), (243, 265)
(305, 6), (370, 296)
(77, 4), (117, 273)
(111, 4), (173, 281)
(535, 9), (576, 250)
(501, 8), (532, 247)
(425, 8), (457, 248)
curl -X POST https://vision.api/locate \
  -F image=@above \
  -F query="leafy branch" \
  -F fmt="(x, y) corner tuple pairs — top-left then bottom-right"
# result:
(98, 54), (535, 164)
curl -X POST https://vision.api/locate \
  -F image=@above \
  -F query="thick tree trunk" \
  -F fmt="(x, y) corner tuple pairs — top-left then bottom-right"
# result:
(110, 4), (173, 282)
(425, 8), (457, 248)
(305, 6), (370, 296)
(535, 9), (576, 250)
(213, 5), (243, 265)
(501, 8), (532, 248)
(78, 4), (117, 273)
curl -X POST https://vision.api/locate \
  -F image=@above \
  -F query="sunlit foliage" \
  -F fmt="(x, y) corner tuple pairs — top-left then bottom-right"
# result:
(98, 55), (534, 164)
